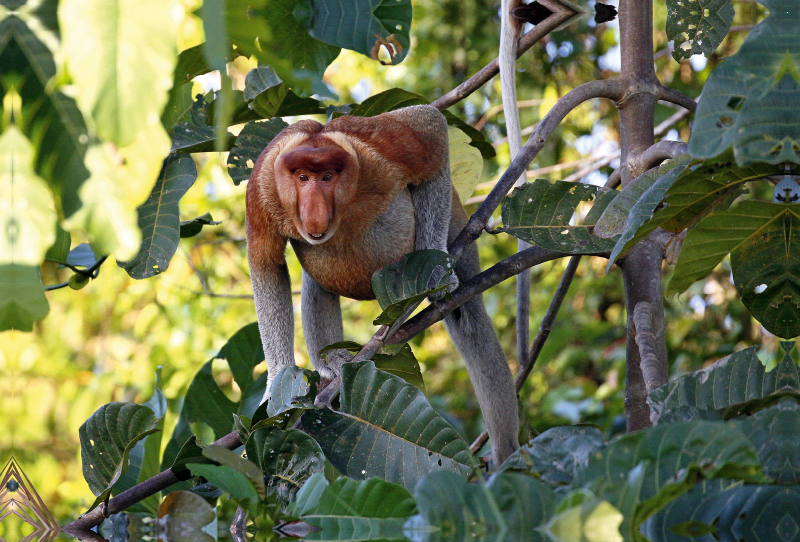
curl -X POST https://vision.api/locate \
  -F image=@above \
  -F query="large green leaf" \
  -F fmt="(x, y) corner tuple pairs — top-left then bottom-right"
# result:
(226, 118), (289, 185)
(595, 156), (691, 239)
(188, 463), (261, 515)
(726, 202), (800, 338)
(291, 472), (416, 541)
(448, 126), (483, 204)
(79, 402), (161, 512)
(201, 445), (266, 498)
(500, 180), (618, 254)
(246, 427), (325, 508)
(58, 0), (180, 147)
(607, 154), (777, 270)
(348, 88), (427, 117)
(644, 482), (800, 542)
(0, 125), (56, 266)
(669, 202), (800, 302)
(294, 0), (412, 65)
(244, 66), (326, 119)
(371, 250), (457, 326)
(688, 0), (800, 165)
(302, 361), (476, 491)
(666, 0), (734, 62)
(404, 470), (555, 542)
(735, 399), (800, 483)
(0, 265), (49, 331)
(226, 0), (340, 97)
(499, 426), (605, 489)
(651, 345), (800, 422)
(118, 155), (197, 279)
(576, 420), (765, 535)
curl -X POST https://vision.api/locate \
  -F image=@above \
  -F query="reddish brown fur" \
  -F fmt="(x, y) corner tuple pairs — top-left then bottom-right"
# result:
(246, 110), (448, 300)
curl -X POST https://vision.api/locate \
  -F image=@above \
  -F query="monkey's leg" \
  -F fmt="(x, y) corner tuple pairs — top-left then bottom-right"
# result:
(301, 269), (350, 381)
(252, 262), (296, 403)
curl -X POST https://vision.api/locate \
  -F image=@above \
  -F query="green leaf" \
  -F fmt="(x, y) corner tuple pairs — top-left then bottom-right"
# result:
(226, 118), (289, 185)
(157, 491), (216, 542)
(651, 346), (800, 421)
(669, 202), (800, 301)
(188, 463), (261, 514)
(725, 203), (800, 338)
(244, 66), (326, 119)
(595, 156), (691, 239)
(302, 361), (476, 491)
(543, 493), (623, 542)
(666, 0), (734, 62)
(292, 473), (416, 541)
(318, 342), (426, 391)
(448, 126), (483, 204)
(349, 88), (427, 117)
(226, 0), (341, 97)
(576, 420), (766, 534)
(201, 445), (266, 499)
(118, 155), (197, 279)
(0, 265), (49, 332)
(169, 93), (236, 153)
(735, 399), (800, 483)
(442, 111), (496, 160)
(499, 426), (605, 489)
(79, 402), (161, 512)
(0, 125), (56, 266)
(405, 470), (555, 542)
(294, 0), (412, 65)
(44, 227), (71, 264)
(265, 366), (319, 418)
(688, 1), (800, 165)
(371, 250), (457, 326)
(500, 180), (618, 254)
(246, 427), (325, 508)
(58, 0), (180, 147)
(179, 213), (221, 238)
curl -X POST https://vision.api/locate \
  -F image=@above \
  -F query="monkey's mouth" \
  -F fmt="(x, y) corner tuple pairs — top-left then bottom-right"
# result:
(309, 232), (326, 239)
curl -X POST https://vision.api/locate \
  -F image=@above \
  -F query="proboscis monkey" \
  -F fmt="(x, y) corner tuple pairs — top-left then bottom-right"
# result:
(246, 105), (519, 464)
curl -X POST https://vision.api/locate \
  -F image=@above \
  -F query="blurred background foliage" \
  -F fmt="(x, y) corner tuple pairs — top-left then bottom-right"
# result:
(0, 0), (772, 522)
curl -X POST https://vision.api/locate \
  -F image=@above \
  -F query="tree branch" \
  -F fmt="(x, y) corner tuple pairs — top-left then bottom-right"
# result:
(656, 86), (697, 113)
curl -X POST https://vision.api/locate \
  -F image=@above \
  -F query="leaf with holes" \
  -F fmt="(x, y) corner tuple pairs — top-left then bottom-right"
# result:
(688, 0), (800, 165)
(246, 427), (325, 508)
(501, 180), (618, 254)
(371, 250), (457, 326)
(666, 0), (734, 62)
(302, 361), (476, 491)
(118, 155), (197, 279)
(244, 66), (326, 119)
(227, 118), (289, 185)
(79, 402), (161, 512)
(727, 202), (800, 338)
(294, 0), (412, 65)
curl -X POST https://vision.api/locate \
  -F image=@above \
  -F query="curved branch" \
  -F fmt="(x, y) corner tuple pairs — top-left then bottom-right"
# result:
(431, 11), (575, 111)
(656, 86), (697, 113)
(448, 79), (625, 259)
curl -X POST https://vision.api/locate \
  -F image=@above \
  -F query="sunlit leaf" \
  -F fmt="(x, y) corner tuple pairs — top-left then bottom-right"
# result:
(666, 0), (733, 62)
(0, 265), (49, 331)
(58, 0), (182, 147)
(688, 0), (800, 164)
(501, 180), (617, 254)
(303, 361), (475, 491)
(0, 126), (56, 266)
(448, 126), (483, 203)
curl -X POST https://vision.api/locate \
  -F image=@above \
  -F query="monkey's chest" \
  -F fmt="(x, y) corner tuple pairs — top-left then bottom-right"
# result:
(291, 190), (416, 300)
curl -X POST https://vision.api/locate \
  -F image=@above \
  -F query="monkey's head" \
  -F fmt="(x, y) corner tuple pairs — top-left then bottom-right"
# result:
(275, 143), (358, 244)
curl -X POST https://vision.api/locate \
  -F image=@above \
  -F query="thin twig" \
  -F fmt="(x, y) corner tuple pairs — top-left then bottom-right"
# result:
(470, 254), (582, 455)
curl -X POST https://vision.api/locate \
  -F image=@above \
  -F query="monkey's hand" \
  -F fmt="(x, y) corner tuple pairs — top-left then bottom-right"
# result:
(427, 264), (460, 301)
(318, 348), (355, 380)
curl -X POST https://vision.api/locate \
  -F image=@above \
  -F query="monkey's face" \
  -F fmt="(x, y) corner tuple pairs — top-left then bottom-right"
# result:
(275, 144), (357, 245)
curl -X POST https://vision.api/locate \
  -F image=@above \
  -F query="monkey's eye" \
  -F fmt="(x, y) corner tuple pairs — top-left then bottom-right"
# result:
(299, 174), (309, 182)
(322, 174), (332, 182)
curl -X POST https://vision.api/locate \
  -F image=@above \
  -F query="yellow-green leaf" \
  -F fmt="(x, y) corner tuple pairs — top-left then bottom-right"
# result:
(0, 126), (56, 266)
(448, 126), (483, 203)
